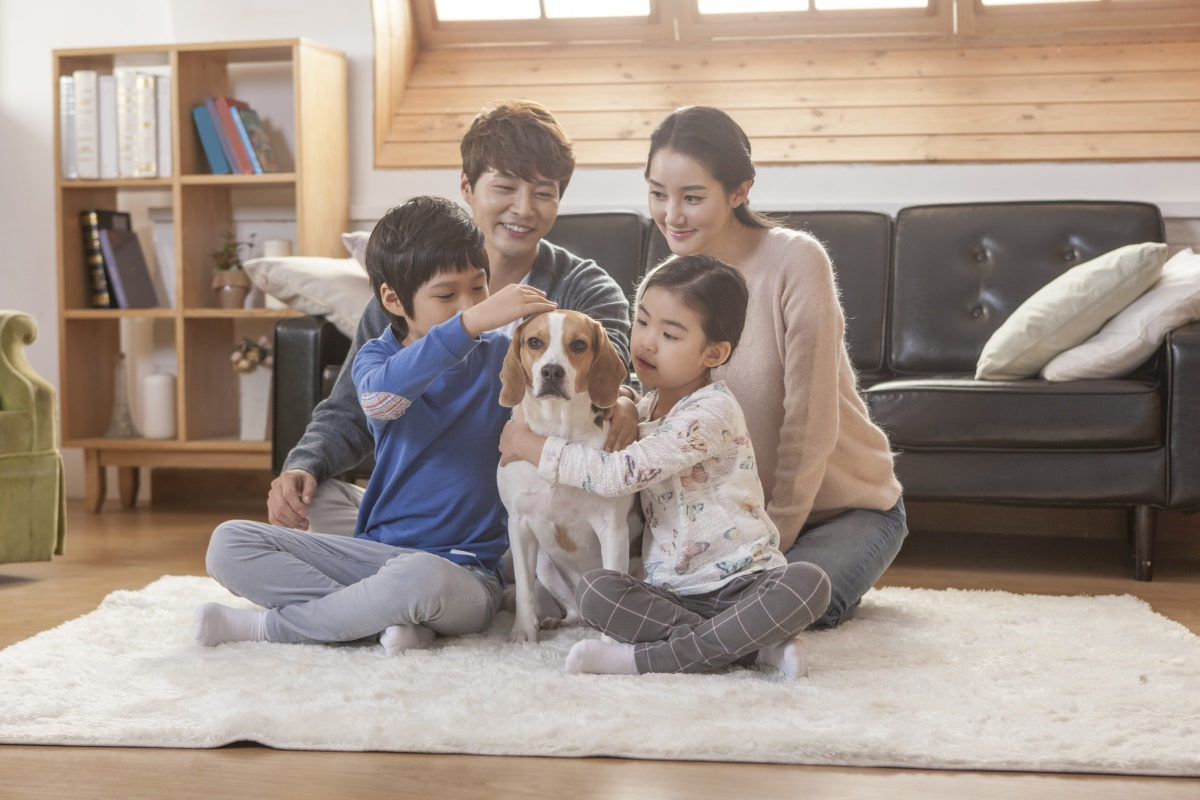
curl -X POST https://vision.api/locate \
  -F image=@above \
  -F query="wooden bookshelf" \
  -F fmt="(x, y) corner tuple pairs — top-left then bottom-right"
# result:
(53, 39), (348, 513)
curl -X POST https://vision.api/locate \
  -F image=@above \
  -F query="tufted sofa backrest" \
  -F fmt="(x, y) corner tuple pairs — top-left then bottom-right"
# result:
(889, 202), (1165, 375)
(544, 211), (649, 306)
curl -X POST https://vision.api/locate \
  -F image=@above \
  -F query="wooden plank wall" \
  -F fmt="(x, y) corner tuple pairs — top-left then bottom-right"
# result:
(375, 31), (1200, 168)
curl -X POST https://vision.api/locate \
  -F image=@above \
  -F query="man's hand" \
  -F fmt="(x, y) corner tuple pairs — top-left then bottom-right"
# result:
(268, 469), (317, 529)
(499, 407), (545, 467)
(603, 396), (639, 452)
(461, 284), (556, 339)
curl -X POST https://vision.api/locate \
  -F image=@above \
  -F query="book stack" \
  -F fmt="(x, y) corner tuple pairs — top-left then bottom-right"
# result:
(59, 69), (171, 180)
(80, 209), (160, 309)
(192, 97), (280, 175)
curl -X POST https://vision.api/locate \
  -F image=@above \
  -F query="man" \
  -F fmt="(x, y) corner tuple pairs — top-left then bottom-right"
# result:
(268, 100), (634, 534)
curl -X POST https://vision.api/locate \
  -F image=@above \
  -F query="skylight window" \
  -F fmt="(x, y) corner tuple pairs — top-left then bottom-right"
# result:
(698, 0), (927, 10)
(433, 0), (651, 21)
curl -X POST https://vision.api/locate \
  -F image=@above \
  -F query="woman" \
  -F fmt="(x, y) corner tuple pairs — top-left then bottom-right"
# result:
(643, 105), (906, 628)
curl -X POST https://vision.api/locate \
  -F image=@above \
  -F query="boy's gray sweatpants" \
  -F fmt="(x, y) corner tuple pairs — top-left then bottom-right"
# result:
(576, 562), (831, 674)
(205, 520), (503, 645)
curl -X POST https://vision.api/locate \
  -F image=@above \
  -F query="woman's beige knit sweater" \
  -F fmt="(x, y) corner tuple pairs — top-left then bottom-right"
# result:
(713, 226), (902, 543)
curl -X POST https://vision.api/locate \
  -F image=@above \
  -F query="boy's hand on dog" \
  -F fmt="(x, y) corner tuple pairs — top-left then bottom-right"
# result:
(461, 284), (556, 339)
(268, 469), (317, 530)
(604, 396), (639, 452)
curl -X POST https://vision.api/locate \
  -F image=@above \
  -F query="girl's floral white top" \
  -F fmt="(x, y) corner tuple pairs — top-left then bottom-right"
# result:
(538, 381), (787, 595)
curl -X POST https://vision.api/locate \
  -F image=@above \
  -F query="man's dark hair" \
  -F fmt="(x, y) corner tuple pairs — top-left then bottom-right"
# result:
(460, 99), (575, 197)
(365, 196), (489, 340)
(638, 254), (749, 363)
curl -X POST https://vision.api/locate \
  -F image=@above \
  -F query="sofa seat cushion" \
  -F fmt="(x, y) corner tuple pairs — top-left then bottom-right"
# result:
(865, 376), (1162, 450)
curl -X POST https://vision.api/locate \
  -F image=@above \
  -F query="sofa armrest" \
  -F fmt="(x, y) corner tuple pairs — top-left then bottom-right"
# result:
(1168, 320), (1200, 508)
(0, 311), (57, 453)
(272, 316), (351, 475)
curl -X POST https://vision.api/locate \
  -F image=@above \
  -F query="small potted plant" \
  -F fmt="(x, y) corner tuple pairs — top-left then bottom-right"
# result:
(211, 230), (256, 309)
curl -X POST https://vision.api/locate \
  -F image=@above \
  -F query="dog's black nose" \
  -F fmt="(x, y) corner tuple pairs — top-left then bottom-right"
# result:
(540, 363), (565, 383)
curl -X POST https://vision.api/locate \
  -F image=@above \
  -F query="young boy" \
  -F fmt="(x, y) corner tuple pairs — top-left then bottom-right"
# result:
(269, 100), (635, 536)
(195, 197), (556, 654)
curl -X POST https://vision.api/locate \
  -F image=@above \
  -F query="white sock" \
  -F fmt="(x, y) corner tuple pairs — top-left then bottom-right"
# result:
(380, 623), (436, 656)
(193, 602), (267, 647)
(564, 639), (638, 675)
(756, 635), (808, 680)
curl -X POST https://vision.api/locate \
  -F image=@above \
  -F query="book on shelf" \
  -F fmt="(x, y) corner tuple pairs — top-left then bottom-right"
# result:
(204, 97), (241, 174)
(98, 75), (118, 179)
(79, 209), (131, 309)
(98, 228), (158, 309)
(113, 69), (140, 179)
(156, 77), (172, 178)
(59, 76), (77, 179)
(230, 107), (263, 174)
(133, 74), (157, 178)
(234, 107), (279, 173)
(72, 70), (99, 179)
(214, 97), (254, 174)
(192, 105), (231, 175)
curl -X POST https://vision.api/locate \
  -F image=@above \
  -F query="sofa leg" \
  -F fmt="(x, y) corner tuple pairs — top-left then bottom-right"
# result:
(1132, 505), (1156, 582)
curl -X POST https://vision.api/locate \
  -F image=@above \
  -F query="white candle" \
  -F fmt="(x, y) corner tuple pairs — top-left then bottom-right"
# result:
(141, 371), (177, 439)
(262, 239), (293, 308)
(262, 239), (293, 258)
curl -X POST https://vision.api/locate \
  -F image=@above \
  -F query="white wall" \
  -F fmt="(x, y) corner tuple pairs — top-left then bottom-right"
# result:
(2, 0), (1197, 499)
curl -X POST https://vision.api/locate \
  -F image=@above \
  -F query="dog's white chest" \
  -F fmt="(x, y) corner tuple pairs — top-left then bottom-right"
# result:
(498, 460), (610, 522)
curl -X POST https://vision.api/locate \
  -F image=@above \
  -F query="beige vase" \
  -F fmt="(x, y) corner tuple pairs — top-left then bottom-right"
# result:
(212, 270), (252, 309)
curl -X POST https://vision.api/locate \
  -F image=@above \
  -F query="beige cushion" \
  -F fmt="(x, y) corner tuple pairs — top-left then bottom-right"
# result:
(1042, 248), (1200, 381)
(243, 255), (372, 339)
(342, 231), (370, 269)
(975, 242), (1168, 381)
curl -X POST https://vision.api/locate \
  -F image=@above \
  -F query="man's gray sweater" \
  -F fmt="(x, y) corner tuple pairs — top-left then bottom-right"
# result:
(282, 239), (632, 482)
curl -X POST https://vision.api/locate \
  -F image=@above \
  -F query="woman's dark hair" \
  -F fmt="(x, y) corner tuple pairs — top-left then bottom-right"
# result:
(645, 105), (776, 231)
(365, 196), (489, 340)
(637, 254), (748, 364)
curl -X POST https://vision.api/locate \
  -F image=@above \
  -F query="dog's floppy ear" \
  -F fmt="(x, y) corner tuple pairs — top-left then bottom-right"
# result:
(499, 318), (531, 408)
(587, 318), (628, 409)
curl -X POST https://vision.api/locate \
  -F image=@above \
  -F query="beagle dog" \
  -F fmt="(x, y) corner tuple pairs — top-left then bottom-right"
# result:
(498, 309), (635, 644)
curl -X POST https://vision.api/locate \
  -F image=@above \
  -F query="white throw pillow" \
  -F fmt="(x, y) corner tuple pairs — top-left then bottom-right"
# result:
(975, 242), (1168, 380)
(1042, 248), (1200, 381)
(243, 255), (372, 339)
(342, 230), (370, 269)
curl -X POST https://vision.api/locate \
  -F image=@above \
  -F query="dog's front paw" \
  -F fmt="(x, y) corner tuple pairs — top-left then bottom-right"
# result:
(509, 624), (538, 644)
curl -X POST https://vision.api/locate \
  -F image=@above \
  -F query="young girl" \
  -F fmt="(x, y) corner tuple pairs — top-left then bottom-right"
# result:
(644, 106), (906, 630)
(499, 255), (831, 679)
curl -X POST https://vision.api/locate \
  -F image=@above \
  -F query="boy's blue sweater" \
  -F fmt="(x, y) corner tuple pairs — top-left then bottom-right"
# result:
(350, 315), (510, 572)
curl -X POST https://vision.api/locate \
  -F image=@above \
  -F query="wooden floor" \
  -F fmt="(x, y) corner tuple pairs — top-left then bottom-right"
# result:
(2, 500), (1199, 799)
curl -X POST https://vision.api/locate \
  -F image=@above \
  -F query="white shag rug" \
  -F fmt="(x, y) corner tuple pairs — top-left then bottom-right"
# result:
(1, 576), (1198, 776)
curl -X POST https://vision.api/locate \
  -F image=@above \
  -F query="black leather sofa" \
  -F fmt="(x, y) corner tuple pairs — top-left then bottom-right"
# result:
(273, 202), (1199, 580)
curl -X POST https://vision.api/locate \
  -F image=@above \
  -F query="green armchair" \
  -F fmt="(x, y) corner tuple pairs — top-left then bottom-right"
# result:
(0, 311), (65, 563)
